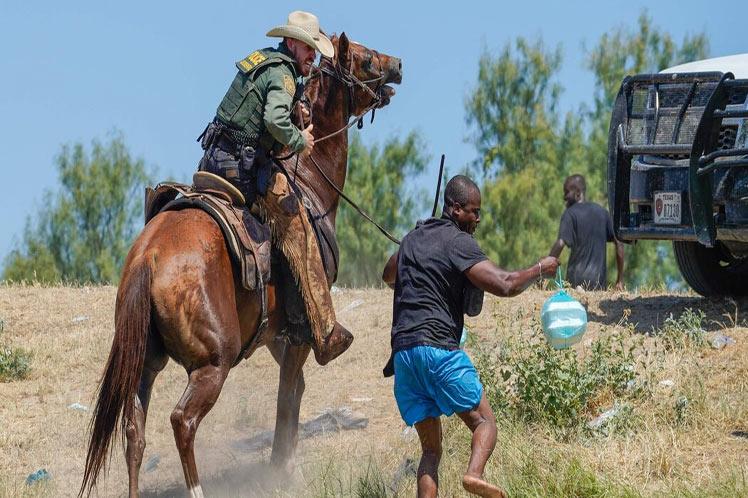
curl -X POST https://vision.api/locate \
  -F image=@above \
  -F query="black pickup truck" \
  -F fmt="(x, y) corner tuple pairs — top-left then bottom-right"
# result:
(608, 55), (748, 296)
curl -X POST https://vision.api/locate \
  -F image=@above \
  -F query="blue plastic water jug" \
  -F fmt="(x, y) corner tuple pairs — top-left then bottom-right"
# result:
(540, 268), (587, 349)
(459, 326), (469, 348)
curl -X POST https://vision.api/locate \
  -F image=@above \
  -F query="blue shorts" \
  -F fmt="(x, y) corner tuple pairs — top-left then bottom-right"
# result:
(393, 345), (483, 426)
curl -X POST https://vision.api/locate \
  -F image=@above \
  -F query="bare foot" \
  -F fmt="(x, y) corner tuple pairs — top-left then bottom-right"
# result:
(462, 474), (507, 498)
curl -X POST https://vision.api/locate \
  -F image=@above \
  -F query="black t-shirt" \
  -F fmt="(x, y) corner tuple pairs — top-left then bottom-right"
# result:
(558, 202), (615, 290)
(390, 216), (488, 352)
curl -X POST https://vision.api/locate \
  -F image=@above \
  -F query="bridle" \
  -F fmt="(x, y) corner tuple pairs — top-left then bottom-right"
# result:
(320, 50), (386, 107)
(306, 49), (389, 143)
(278, 46), (402, 245)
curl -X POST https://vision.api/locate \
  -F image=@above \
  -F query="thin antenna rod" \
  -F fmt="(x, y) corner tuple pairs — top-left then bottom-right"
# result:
(431, 154), (445, 217)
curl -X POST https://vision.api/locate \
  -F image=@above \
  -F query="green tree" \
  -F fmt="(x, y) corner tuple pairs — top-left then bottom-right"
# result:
(336, 132), (428, 287)
(3, 133), (152, 284)
(466, 38), (563, 177)
(466, 38), (586, 270)
(465, 14), (709, 288)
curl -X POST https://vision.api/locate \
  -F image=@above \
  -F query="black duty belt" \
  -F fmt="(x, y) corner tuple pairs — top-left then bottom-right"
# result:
(213, 118), (259, 148)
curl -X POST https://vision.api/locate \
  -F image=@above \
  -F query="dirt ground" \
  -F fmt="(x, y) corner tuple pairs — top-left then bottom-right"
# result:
(0, 285), (746, 497)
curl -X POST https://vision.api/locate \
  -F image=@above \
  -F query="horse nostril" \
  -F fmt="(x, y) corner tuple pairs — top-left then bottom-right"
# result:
(388, 57), (403, 83)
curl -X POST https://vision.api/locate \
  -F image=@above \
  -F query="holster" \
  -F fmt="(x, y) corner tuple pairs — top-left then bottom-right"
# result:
(197, 121), (274, 204)
(197, 122), (219, 151)
(463, 281), (484, 317)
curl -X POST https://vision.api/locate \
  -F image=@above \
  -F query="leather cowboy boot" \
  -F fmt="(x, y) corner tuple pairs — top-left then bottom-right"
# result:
(313, 322), (354, 366)
(258, 171), (354, 364)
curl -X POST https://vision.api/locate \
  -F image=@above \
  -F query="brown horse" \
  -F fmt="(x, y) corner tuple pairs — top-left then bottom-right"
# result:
(79, 33), (402, 498)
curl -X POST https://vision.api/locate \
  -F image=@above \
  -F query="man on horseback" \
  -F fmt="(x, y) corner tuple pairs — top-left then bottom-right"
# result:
(197, 10), (353, 365)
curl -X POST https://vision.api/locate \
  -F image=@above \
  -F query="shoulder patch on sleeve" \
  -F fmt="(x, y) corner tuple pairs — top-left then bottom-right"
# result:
(236, 51), (268, 73)
(283, 74), (296, 96)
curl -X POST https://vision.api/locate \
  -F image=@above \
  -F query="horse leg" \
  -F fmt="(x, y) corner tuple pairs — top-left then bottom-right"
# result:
(125, 332), (168, 498)
(267, 338), (311, 473)
(170, 363), (232, 498)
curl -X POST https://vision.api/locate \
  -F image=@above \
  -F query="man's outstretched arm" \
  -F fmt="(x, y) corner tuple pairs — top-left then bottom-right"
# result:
(465, 256), (559, 298)
(549, 238), (565, 258)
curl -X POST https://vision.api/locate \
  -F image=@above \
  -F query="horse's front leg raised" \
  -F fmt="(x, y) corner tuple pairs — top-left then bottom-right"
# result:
(268, 338), (311, 474)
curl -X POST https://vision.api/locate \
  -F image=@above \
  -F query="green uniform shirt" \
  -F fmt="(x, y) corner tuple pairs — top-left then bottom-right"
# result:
(216, 43), (306, 154)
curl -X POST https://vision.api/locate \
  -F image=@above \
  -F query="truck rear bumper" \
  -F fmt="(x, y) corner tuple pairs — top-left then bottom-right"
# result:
(619, 226), (748, 243)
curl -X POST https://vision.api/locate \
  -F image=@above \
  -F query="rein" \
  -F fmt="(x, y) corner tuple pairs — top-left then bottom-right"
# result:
(308, 154), (401, 245)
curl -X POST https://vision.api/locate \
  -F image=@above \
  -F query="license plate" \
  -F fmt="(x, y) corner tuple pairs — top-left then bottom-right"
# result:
(653, 191), (681, 224)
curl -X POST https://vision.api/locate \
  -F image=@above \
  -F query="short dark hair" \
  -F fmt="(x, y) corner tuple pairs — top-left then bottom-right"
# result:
(444, 175), (479, 210)
(565, 174), (586, 194)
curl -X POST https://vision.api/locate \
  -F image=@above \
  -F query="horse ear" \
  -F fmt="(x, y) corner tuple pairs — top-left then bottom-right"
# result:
(337, 32), (350, 70)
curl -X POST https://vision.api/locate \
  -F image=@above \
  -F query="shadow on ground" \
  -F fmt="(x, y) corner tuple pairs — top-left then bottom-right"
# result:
(587, 294), (748, 333)
(141, 461), (293, 498)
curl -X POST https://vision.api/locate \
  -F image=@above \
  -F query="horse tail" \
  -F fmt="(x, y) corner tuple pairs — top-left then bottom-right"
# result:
(79, 260), (152, 497)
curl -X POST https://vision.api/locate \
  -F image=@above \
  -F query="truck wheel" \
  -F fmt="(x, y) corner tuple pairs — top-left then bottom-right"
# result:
(673, 241), (748, 296)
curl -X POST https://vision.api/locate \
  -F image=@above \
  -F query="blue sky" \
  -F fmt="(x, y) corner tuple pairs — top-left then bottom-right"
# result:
(0, 0), (746, 264)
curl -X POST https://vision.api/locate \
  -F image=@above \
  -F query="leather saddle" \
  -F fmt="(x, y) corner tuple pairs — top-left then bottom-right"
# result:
(144, 173), (272, 339)
(145, 172), (272, 290)
(143, 171), (341, 358)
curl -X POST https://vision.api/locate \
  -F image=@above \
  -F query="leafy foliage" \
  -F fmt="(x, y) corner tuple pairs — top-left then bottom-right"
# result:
(0, 319), (32, 382)
(656, 308), (707, 351)
(336, 132), (428, 287)
(0, 346), (31, 383)
(476, 325), (640, 437)
(2, 133), (152, 284)
(465, 12), (709, 288)
(466, 39), (586, 269)
(466, 38), (563, 177)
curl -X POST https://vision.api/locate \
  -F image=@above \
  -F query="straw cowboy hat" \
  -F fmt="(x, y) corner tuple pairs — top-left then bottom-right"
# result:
(267, 11), (334, 58)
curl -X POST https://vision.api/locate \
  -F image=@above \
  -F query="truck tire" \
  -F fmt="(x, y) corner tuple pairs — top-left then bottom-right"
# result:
(673, 241), (748, 296)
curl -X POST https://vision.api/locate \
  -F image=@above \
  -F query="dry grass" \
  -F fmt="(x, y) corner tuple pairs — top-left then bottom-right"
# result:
(0, 284), (746, 497)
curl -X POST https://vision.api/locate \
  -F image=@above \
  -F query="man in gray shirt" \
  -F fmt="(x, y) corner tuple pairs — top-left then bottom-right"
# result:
(549, 174), (624, 290)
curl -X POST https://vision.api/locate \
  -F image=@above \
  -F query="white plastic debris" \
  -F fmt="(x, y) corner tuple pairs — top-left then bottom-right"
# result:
(341, 299), (364, 313)
(588, 405), (621, 430)
(351, 397), (373, 403)
(72, 316), (89, 323)
(711, 334), (735, 349)
(144, 455), (160, 472)
(68, 402), (89, 412)
(659, 379), (675, 388)
(401, 426), (418, 440)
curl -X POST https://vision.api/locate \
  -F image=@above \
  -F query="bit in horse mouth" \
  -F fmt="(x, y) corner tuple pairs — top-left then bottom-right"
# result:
(377, 85), (396, 107)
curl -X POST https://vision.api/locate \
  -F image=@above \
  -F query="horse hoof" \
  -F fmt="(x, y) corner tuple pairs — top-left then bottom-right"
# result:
(271, 457), (296, 478)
